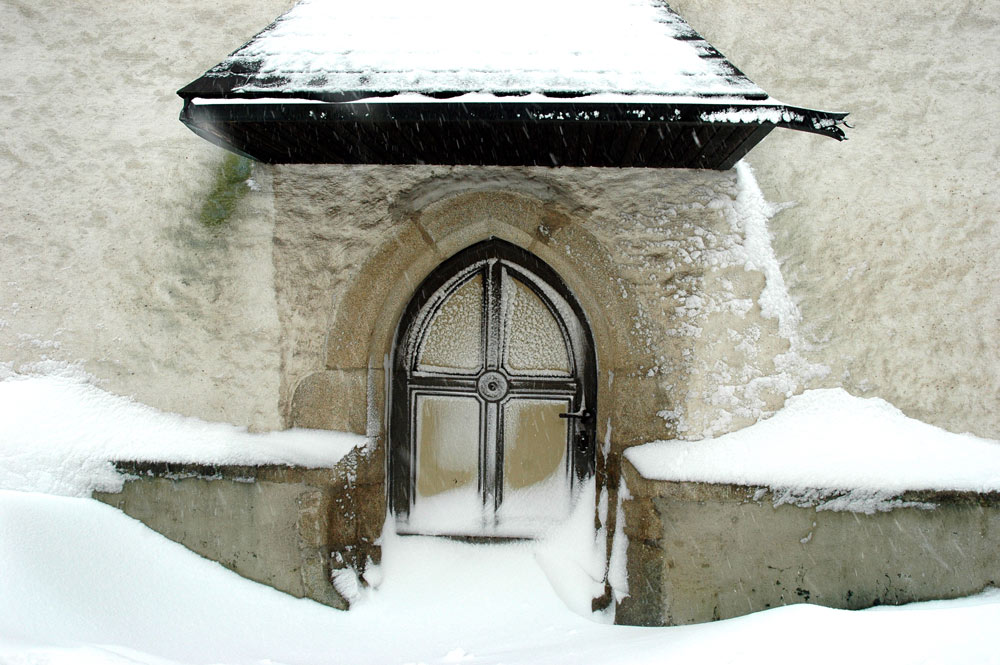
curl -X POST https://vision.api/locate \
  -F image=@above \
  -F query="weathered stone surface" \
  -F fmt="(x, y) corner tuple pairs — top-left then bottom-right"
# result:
(615, 541), (666, 627)
(93, 461), (368, 611)
(299, 548), (348, 610)
(323, 217), (439, 371)
(617, 459), (1000, 626)
(295, 488), (332, 548)
(289, 369), (367, 434)
(353, 482), (387, 547)
(610, 376), (671, 448)
(94, 476), (314, 596)
(620, 496), (661, 542)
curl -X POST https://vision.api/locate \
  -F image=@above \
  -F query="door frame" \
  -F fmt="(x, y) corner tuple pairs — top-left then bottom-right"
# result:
(388, 238), (597, 529)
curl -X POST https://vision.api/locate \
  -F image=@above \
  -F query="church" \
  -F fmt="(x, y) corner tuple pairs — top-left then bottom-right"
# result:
(4, 0), (997, 624)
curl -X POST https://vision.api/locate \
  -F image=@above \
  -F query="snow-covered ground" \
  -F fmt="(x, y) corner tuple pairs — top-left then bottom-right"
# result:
(3, 489), (1000, 665)
(2, 367), (1000, 664)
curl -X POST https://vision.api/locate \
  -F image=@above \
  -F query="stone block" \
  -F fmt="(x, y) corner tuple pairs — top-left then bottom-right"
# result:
(620, 496), (661, 542)
(325, 220), (438, 369)
(300, 548), (349, 611)
(289, 369), (367, 434)
(615, 540), (665, 626)
(617, 478), (1000, 626)
(95, 475), (309, 601)
(295, 488), (332, 549)
(417, 190), (543, 254)
(354, 437), (386, 488)
(354, 482), (388, 546)
(92, 462), (374, 611)
(325, 486), (358, 549)
(611, 375), (670, 447)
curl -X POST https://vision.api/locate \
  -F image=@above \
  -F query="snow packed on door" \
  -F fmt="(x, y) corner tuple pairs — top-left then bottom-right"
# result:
(389, 239), (596, 537)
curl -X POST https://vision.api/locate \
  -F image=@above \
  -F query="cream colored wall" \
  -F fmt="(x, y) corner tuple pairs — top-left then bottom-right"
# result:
(670, 0), (1000, 437)
(4, 0), (996, 443)
(1, 0), (293, 429)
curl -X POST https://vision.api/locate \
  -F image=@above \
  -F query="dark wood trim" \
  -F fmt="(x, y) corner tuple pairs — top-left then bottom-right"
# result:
(179, 99), (847, 169)
(388, 239), (598, 527)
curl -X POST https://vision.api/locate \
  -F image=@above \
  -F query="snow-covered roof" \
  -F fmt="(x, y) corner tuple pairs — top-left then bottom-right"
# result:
(177, 0), (847, 168)
(181, 0), (767, 100)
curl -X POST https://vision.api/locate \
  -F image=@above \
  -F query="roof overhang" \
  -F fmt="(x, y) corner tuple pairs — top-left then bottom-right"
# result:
(177, 0), (847, 169)
(179, 95), (847, 169)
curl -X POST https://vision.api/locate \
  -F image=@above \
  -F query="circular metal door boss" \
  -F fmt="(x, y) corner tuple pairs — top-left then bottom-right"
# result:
(477, 371), (509, 401)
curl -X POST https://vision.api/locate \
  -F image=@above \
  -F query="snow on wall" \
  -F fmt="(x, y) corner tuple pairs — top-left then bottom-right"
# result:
(669, 0), (1000, 439)
(0, 0), (294, 430)
(589, 165), (825, 439)
(2, 0), (996, 446)
(0, 366), (364, 497)
(626, 388), (1000, 506)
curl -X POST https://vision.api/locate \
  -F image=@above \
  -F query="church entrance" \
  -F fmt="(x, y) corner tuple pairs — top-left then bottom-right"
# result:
(389, 239), (596, 537)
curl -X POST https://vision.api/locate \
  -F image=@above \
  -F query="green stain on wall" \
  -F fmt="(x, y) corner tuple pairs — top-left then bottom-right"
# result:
(200, 153), (253, 227)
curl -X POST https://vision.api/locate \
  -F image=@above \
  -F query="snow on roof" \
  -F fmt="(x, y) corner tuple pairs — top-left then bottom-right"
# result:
(187, 0), (767, 100)
(177, 0), (847, 166)
(625, 389), (1000, 503)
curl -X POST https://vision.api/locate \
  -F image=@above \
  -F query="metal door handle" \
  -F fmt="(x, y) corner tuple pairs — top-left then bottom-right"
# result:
(559, 409), (593, 424)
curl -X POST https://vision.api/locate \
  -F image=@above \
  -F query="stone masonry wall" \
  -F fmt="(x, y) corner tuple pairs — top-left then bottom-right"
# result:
(276, 165), (811, 450)
(617, 459), (1000, 626)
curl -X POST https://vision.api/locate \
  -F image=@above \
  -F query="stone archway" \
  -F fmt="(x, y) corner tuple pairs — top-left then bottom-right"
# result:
(286, 181), (634, 593)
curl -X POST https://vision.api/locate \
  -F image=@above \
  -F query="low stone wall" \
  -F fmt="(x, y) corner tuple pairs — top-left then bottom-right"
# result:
(616, 459), (1000, 626)
(93, 453), (385, 610)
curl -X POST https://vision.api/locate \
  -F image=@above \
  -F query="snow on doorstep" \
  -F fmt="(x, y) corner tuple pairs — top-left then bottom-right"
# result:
(627, 388), (1000, 496)
(4, 489), (1000, 665)
(212, 0), (766, 98)
(0, 367), (365, 497)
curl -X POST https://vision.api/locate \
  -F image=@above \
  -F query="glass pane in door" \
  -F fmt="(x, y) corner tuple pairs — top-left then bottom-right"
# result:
(417, 273), (483, 373)
(497, 398), (571, 535)
(503, 274), (570, 375)
(409, 394), (482, 533)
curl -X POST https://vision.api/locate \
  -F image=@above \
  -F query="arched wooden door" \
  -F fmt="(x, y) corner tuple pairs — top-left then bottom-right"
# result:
(390, 239), (596, 537)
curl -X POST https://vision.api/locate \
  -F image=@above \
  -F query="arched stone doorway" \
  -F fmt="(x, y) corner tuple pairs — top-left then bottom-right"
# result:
(389, 238), (597, 537)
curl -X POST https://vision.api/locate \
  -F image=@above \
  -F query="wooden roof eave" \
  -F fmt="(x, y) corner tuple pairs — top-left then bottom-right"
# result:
(177, 94), (848, 168)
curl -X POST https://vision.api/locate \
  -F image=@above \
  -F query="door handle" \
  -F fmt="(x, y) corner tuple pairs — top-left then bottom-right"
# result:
(559, 408), (594, 425)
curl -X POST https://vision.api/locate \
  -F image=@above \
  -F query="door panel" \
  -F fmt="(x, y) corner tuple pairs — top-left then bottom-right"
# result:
(391, 240), (596, 538)
(414, 394), (480, 498)
(503, 272), (571, 375)
(502, 398), (569, 491)
(497, 398), (571, 533)
(408, 394), (483, 533)
(417, 273), (484, 374)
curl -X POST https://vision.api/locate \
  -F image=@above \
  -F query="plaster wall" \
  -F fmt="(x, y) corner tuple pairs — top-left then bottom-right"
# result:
(3, 0), (996, 445)
(1, 0), (293, 430)
(670, 0), (1000, 438)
